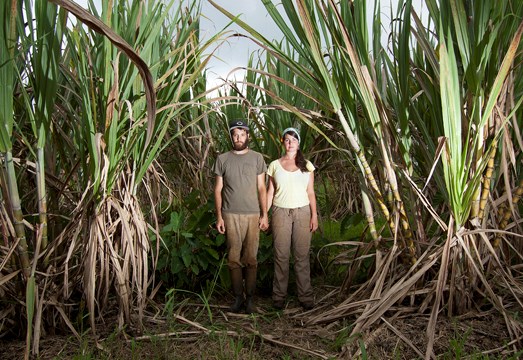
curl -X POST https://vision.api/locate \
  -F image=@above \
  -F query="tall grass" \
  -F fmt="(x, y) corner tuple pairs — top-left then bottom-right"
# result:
(2, 0), (523, 358)
(210, 0), (523, 357)
(0, 0), (216, 356)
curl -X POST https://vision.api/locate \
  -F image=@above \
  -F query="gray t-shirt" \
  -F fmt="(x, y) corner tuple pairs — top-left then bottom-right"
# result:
(214, 150), (267, 214)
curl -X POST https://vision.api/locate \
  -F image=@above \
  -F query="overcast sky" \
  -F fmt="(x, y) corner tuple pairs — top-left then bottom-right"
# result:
(199, 1), (285, 87)
(75, 0), (285, 87)
(199, 0), (416, 88)
(75, 0), (424, 89)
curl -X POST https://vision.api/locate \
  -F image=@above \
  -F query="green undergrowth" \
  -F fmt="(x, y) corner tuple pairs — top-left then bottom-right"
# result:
(151, 191), (379, 296)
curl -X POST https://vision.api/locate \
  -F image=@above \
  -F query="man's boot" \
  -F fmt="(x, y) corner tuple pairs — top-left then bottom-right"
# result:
(229, 268), (244, 313)
(244, 267), (257, 314)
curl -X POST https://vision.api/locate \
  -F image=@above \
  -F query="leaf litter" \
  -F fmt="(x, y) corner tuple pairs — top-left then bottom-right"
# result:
(0, 284), (516, 359)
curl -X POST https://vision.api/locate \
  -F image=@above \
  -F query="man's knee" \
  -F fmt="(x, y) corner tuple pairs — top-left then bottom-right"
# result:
(244, 262), (257, 269)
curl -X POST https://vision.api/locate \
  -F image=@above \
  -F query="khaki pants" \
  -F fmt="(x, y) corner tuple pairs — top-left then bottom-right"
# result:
(271, 206), (313, 303)
(223, 213), (260, 270)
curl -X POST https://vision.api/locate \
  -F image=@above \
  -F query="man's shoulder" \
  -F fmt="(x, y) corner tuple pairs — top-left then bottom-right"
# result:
(216, 151), (232, 160)
(248, 149), (264, 158)
(250, 151), (267, 168)
(217, 149), (265, 163)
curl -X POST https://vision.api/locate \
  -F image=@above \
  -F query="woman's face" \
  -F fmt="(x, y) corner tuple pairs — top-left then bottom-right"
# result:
(283, 133), (299, 152)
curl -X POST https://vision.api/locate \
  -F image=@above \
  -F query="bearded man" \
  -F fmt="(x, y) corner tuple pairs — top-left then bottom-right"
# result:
(213, 120), (268, 314)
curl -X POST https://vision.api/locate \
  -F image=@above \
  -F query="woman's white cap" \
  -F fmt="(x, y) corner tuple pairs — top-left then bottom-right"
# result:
(282, 127), (300, 144)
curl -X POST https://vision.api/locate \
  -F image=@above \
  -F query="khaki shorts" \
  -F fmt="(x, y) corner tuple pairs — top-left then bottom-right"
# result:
(223, 213), (260, 269)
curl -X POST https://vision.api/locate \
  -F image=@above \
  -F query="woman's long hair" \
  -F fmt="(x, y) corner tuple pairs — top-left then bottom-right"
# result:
(284, 130), (309, 172)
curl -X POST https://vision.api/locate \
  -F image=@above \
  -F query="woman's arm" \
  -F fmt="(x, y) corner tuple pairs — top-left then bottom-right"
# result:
(266, 175), (276, 212)
(307, 171), (318, 232)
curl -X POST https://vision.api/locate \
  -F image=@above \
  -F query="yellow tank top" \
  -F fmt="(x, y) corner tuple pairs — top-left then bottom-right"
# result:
(267, 159), (315, 209)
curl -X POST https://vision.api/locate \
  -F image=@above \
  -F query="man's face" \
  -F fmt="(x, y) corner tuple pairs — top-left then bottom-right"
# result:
(231, 128), (249, 151)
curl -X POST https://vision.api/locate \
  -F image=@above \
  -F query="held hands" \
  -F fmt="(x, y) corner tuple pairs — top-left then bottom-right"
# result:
(259, 214), (269, 231)
(217, 215), (268, 234)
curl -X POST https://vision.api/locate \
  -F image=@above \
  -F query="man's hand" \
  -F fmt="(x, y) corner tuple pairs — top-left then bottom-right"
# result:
(259, 214), (269, 231)
(216, 217), (226, 234)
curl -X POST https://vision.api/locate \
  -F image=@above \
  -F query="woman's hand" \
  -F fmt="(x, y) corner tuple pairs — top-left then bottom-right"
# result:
(310, 213), (318, 232)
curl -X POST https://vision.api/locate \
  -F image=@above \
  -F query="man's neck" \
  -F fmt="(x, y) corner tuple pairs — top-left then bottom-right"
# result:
(232, 148), (249, 155)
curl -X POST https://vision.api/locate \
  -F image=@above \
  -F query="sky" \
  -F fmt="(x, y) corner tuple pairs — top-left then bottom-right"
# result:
(74, 0), (423, 89)
(199, 1), (286, 88)
(200, 0), (426, 89)
(75, 0), (286, 88)
(201, 1), (384, 82)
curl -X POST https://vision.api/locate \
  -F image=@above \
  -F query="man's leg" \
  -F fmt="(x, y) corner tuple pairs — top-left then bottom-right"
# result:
(242, 214), (261, 314)
(223, 213), (246, 312)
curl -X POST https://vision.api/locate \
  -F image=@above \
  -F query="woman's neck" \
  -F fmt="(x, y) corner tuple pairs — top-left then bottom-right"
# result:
(283, 151), (297, 160)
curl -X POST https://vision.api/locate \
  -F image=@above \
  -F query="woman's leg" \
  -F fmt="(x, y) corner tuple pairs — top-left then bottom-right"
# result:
(271, 207), (292, 302)
(291, 206), (314, 305)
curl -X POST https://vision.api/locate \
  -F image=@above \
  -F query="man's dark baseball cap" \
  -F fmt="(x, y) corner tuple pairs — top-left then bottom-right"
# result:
(228, 120), (249, 132)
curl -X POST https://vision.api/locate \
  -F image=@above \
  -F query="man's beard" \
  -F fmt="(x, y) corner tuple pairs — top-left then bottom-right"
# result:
(233, 139), (249, 151)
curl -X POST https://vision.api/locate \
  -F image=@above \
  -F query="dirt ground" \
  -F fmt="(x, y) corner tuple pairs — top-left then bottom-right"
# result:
(1, 285), (520, 360)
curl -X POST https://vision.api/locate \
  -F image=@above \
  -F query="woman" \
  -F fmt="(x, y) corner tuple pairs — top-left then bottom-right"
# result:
(266, 127), (318, 310)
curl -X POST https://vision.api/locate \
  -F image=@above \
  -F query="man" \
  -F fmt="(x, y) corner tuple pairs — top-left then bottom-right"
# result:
(214, 120), (269, 314)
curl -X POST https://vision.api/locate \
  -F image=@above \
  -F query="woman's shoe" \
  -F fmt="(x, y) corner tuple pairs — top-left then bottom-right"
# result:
(300, 301), (314, 310)
(273, 300), (285, 310)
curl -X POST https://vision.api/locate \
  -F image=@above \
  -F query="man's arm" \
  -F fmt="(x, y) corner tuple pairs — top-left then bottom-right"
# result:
(214, 175), (226, 234)
(257, 173), (269, 231)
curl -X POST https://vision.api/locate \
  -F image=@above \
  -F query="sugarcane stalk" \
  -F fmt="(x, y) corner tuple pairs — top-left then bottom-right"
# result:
(0, 166), (18, 271)
(478, 140), (497, 222)
(361, 187), (379, 243)
(379, 136), (416, 264)
(36, 148), (48, 255)
(339, 107), (418, 264)
(394, 186), (416, 263)
(470, 113), (486, 221)
(385, 181), (394, 212)
(0, 0), (25, 275)
(470, 186), (481, 221)
(337, 110), (397, 236)
(4, 152), (31, 279)
(33, 0), (62, 257)
(493, 179), (523, 247)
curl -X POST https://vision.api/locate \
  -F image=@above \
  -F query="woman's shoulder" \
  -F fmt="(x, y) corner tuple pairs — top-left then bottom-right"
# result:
(269, 158), (282, 166)
(305, 160), (315, 172)
(267, 158), (278, 172)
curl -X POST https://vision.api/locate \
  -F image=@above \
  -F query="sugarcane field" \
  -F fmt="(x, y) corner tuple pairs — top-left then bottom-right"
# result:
(1, 0), (522, 359)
